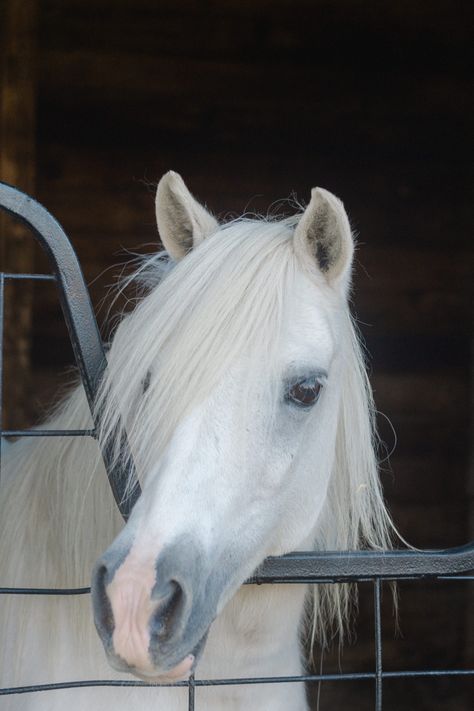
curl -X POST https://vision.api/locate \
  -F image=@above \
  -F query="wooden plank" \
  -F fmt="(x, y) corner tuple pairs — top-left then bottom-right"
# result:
(372, 372), (467, 419)
(389, 501), (469, 549)
(466, 342), (474, 663)
(38, 49), (470, 126)
(0, 0), (38, 427)
(382, 453), (467, 505)
(39, 0), (472, 62)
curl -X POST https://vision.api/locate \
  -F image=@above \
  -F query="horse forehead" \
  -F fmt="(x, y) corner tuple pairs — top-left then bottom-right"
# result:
(282, 279), (336, 362)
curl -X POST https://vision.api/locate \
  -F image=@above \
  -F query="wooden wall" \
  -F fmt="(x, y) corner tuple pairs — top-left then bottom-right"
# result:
(1, 1), (472, 708)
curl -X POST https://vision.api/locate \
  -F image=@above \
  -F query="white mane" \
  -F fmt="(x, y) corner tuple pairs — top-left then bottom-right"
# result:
(0, 213), (394, 692)
(97, 217), (299, 489)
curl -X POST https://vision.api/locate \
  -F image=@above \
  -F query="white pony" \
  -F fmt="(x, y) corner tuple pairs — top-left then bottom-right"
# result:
(0, 172), (393, 711)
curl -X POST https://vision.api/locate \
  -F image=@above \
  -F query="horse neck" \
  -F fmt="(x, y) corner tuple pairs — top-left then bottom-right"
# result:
(202, 534), (318, 677)
(0, 383), (122, 589)
(202, 582), (308, 678)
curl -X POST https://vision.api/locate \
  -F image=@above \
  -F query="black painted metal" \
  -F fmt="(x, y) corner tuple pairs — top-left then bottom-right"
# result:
(0, 182), (140, 518)
(0, 183), (473, 710)
(374, 580), (383, 711)
(1, 666), (474, 697)
(250, 542), (474, 582)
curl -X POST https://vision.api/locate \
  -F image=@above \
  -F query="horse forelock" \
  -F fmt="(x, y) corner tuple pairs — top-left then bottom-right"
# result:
(95, 217), (301, 491)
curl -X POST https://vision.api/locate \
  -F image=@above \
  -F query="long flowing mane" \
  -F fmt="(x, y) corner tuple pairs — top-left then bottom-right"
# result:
(0, 214), (393, 677)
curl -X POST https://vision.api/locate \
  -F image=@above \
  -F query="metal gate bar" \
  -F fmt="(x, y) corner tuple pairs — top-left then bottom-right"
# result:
(0, 182), (139, 518)
(1, 660), (473, 694)
(1, 183), (473, 710)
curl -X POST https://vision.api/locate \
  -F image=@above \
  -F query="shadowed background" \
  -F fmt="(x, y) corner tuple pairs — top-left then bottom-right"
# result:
(0, 1), (472, 709)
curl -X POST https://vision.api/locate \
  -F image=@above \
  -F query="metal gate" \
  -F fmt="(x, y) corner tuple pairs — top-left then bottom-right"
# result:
(0, 183), (472, 710)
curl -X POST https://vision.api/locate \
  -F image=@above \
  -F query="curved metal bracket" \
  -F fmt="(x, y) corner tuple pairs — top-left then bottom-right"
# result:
(0, 182), (140, 519)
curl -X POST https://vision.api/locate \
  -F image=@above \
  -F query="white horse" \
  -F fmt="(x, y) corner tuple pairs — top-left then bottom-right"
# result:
(0, 172), (393, 710)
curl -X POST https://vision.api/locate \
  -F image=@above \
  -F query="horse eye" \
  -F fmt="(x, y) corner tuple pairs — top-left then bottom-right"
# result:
(286, 379), (322, 408)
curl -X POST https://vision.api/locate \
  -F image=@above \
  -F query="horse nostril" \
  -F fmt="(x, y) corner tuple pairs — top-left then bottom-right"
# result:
(91, 562), (115, 639)
(152, 579), (184, 642)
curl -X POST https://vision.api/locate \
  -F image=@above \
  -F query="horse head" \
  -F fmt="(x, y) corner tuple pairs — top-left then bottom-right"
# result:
(91, 172), (388, 681)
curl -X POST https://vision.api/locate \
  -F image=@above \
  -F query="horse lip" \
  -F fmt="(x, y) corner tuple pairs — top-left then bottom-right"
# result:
(155, 627), (210, 678)
(189, 629), (209, 672)
(108, 627), (210, 682)
(131, 657), (194, 683)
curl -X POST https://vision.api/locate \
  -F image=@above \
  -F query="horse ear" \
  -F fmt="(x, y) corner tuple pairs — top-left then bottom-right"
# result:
(293, 187), (354, 289)
(155, 171), (219, 260)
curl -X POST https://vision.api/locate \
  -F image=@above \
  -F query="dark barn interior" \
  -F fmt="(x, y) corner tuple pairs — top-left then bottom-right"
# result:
(0, 1), (472, 709)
